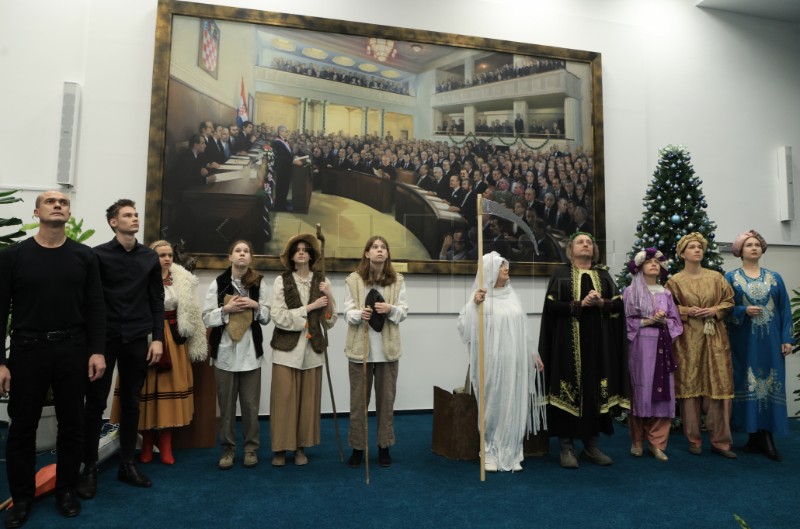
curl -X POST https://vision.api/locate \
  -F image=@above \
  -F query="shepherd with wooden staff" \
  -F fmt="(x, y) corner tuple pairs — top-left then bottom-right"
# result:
(457, 195), (545, 479)
(343, 236), (408, 481)
(268, 233), (337, 467)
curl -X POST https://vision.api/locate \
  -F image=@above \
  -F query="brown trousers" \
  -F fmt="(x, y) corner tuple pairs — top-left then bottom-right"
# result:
(215, 367), (261, 453)
(628, 416), (671, 450)
(680, 396), (732, 450)
(269, 364), (322, 452)
(348, 361), (398, 450)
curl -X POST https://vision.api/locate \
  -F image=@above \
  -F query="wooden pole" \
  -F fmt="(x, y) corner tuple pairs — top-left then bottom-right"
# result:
(315, 224), (344, 463)
(362, 320), (370, 485)
(476, 194), (485, 482)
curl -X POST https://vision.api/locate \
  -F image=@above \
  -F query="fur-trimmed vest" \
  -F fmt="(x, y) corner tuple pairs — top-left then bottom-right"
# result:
(270, 270), (327, 353)
(209, 267), (264, 359)
(344, 272), (403, 361)
(168, 263), (208, 362)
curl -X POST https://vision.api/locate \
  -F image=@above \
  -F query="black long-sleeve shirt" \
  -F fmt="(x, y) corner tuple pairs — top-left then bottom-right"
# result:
(93, 237), (164, 343)
(0, 237), (107, 363)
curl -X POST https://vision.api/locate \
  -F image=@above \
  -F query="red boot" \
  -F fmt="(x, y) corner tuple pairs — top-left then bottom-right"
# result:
(158, 429), (175, 465)
(139, 430), (154, 464)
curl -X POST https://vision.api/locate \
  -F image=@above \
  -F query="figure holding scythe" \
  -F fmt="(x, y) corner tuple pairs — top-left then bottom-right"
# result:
(343, 236), (408, 481)
(268, 233), (337, 467)
(458, 195), (545, 480)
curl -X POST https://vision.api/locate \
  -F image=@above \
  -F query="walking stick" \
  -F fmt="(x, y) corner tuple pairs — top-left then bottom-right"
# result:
(476, 194), (486, 482)
(315, 223), (344, 463)
(362, 320), (371, 485)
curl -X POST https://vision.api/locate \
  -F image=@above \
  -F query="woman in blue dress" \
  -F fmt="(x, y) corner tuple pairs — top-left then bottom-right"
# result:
(725, 230), (795, 461)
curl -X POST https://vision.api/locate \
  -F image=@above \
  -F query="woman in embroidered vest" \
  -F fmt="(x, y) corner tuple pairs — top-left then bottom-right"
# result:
(202, 240), (270, 470)
(269, 234), (336, 467)
(725, 230), (795, 461)
(665, 232), (736, 459)
(343, 236), (408, 468)
(623, 248), (682, 462)
(457, 251), (546, 472)
(110, 240), (207, 465)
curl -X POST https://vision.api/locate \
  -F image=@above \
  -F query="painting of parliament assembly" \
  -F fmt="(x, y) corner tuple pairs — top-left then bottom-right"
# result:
(145, 0), (605, 275)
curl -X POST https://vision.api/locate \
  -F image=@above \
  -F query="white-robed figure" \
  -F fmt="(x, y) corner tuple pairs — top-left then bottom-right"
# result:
(457, 251), (546, 472)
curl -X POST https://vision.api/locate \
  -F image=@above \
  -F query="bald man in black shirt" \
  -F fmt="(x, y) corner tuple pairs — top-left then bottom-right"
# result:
(0, 190), (106, 527)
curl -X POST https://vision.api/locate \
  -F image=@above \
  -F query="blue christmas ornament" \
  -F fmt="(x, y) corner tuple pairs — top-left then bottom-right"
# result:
(660, 205), (667, 212)
(687, 222), (695, 229)
(670, 214), (681, 224)
(701, 201), (708, 208)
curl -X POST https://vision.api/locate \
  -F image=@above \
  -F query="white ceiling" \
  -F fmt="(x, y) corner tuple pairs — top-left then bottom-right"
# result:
(696, 0), (800, 23)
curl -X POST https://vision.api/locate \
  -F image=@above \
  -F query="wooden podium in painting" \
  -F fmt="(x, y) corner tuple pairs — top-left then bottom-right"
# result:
(431, 385), (549, 460)
(172, 359), (218, 449)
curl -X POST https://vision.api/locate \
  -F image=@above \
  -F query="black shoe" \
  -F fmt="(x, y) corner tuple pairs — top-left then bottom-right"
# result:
(117, 462), (152, 488)
(55, 491), (81, 518)
(4, 500), (31, 529)
(76, 465), (97, 500)
(348, 449), (363, 468)
(743, 433), (761, 453)
(761, 431), (783, 462)
(378, 447), (392, 467)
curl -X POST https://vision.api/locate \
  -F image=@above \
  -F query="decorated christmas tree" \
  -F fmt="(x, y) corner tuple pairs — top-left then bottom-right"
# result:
(617, 145), (724, 289)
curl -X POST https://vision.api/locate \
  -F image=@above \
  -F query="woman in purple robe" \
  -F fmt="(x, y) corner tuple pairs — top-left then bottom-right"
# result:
(623, 248), (683, 461)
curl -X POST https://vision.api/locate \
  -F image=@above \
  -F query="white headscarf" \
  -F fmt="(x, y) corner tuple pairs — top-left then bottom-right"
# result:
(470, 251), (509, 293)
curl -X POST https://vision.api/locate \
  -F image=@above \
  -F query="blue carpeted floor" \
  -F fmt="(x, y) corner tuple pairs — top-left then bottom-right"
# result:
(2, 414), (799, 528)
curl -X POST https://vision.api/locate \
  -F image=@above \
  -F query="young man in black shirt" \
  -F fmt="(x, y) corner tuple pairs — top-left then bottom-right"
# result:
(78, 199), (164, 498)
(0, 190), (107, 527)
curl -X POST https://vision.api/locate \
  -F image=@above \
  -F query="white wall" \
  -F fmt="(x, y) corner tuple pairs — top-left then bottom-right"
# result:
(1, 0), (799, 414)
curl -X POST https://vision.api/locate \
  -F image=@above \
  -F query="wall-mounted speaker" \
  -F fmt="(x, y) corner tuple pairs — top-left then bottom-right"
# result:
(56, 82), (81, 186)
(777, 146), (794, 222)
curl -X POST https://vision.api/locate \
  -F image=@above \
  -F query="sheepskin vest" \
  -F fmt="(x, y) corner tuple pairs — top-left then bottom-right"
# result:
(344, 272), (403, 361)
(208, 267), (263, 359)
(270, 270), (327, 353)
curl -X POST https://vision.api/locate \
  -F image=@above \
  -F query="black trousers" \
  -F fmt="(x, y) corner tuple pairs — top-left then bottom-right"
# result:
(83, 336), (148, 465)
(274, 168), (292, 211)
(6, 334), (88, 501)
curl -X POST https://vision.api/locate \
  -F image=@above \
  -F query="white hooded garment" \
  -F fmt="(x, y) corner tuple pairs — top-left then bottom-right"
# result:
(457, 251), (546, 471)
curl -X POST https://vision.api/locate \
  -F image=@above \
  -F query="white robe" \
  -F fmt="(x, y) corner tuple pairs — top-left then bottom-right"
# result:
(457, 252), (546, 471)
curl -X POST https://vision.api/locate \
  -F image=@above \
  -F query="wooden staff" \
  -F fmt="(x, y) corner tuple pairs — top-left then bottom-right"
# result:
(315, 223), (344, 463)
(362, 319), (370, 485)
(476, 194), (486, 482)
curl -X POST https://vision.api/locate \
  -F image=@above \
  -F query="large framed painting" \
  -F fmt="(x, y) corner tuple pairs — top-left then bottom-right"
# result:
(145, 0), (605, 275)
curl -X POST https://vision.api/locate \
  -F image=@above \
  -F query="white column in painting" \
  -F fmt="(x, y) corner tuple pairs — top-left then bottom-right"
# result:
(463, 105), (476, 136)
(564, 97), (582, 148)
(464, 58), (475, 85)
(433, 109), (443, 134)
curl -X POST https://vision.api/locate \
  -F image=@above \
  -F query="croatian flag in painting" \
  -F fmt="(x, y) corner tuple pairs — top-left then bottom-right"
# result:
(237, 78), (249, 127)
(201, 20), (219, 75)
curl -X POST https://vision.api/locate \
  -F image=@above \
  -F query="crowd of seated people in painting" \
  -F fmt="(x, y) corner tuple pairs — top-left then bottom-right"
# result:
(270, 58), (410, 95)
(244, 125), (593, 263)
(435, 58), (566, 93)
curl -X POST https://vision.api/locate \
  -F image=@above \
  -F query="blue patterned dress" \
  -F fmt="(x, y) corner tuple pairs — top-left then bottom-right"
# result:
(725, 268), (795, 435)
